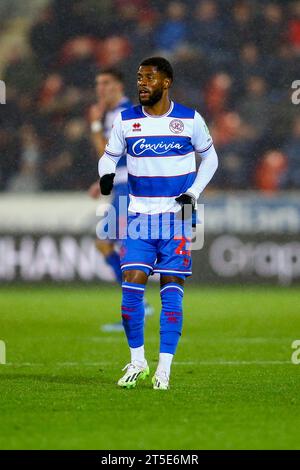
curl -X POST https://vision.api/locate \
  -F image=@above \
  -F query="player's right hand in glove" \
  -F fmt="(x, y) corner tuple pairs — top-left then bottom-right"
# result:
(99, 173), (115, 195)
(175, 193), (196, 221)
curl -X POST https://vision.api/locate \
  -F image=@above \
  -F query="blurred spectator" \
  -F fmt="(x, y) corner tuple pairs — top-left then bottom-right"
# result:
(288, 0), (300, 52)
(96, 36), (131, 68)
(125, 8), (158, 61)
(0, 129), (20, 190)
(154, 1), (188, 55)
(42, 119), (95, 191)
(190, 0), (225, 64)
(238, 43), (265, 82)
(38, 73), (64, 110)
(38, 74), (84, 121)
(236, 76), (272, 140)
(280, 117), (300, 188)
(3, 46), (41, 95)
(204, 73), (233, 119)
(269, 88), (299, 147)
(29, 7), (62, 70)
(210, 111), (257, 188)
(172, 47), (210, 107)
(59, 37), (97, 89)
(265, 43), (298, 93)
(226, 1), (257, 51)
(255, 150), (287, 192)
(257, 3), (286, 55)
(52, 0), (113, 41)
(7, 125), (41, 192)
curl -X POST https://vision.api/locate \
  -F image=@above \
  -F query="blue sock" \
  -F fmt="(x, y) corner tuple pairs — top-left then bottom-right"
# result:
(106, 251), (122, 285)
(121, 282), (145, 348)
(160, 283), (184, 354)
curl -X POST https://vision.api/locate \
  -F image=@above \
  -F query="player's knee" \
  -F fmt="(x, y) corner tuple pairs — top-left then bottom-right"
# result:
(160, 275), (184, 287)
(95, 239), (114, 257)
(123, 269), (148, 284)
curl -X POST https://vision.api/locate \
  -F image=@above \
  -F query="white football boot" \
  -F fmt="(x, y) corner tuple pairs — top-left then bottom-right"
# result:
(152, 369), (170, 390)
(117, 360), (149, 389)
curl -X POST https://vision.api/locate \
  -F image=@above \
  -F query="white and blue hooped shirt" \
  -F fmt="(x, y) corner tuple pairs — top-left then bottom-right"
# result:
(104, 101), (213, 214)
(103, 97), (131, 186)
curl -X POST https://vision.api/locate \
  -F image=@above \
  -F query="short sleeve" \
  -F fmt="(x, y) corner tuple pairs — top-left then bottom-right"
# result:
(192, 111), (213, 154)
(104, 112), (126, 159)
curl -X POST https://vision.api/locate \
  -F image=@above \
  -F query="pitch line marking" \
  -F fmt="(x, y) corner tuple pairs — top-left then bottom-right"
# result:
(3, 360), (292, 368)
(0, 340), (6, 364)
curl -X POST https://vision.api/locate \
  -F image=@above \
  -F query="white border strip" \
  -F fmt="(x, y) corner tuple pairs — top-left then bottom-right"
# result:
(153, 269), (192, 275)
(121, 263), (153, 271)
(122, 284), (145, 292)
(160, 285), (184, 295)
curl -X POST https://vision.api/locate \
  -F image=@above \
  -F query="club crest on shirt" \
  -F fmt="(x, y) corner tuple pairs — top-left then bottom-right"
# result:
(169, 119), (184, 134)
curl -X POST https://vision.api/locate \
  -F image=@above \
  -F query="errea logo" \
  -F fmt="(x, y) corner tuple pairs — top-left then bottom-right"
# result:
(132, 122), (141, 132)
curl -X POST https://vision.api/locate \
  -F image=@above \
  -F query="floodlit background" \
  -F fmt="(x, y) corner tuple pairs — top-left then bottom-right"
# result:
(0, 0), (300, 285)
(0, 0), (300, 452)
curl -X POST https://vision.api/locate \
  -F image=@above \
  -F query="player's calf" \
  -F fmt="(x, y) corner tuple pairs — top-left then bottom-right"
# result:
(160, 282), (184, 356)
(152, 282), (184, 389)
(121, 281), (146, 348)
(119, 281), (150, 388)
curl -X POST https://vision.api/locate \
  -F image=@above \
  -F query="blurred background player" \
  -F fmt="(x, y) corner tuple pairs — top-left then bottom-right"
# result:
(88, 68), (153, 332)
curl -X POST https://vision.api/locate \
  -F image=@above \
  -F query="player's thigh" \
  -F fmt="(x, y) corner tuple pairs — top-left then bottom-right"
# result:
(154, 235), (192, 278)
(160, 275), (184, 287)
(120, 235), (157, 278)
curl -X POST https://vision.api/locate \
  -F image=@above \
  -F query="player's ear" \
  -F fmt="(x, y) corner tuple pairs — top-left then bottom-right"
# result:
(164, 77), (171, 89)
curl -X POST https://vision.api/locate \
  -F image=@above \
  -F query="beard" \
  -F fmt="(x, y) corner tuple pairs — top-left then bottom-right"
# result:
(138, 88), (163, 106)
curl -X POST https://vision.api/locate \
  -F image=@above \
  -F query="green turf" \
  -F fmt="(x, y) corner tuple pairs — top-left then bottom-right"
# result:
(0, 285), (300, 450)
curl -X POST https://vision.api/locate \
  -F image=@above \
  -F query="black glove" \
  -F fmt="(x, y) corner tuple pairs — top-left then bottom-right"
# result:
(100, 173), (115, 195)
(175, 193), (196, 222)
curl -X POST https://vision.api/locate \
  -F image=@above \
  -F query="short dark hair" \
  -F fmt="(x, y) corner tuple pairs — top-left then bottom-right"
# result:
(139, 57), (174, 82)
(96, 68), (124, 84)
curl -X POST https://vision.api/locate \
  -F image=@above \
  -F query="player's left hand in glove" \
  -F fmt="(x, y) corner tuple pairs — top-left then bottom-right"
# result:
(100, 173), (115, 195)
(175, 193), (196, 221)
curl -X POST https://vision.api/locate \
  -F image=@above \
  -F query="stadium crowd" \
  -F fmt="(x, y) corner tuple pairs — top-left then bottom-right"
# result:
(0, 0), (299, 193)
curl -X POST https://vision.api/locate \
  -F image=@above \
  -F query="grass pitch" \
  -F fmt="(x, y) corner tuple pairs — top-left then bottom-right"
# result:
(0, 285), (299, 450)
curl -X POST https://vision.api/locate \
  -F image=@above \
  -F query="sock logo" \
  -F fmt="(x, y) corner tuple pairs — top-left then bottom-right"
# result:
(122, 313), (131, 321)
(165, 311), (182, 323)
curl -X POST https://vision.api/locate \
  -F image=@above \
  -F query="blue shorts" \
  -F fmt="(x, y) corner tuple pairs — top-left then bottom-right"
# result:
(120, 213), (193, 278)
(97, 184), (129, 242)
